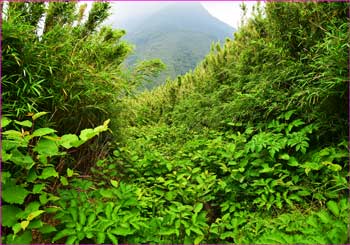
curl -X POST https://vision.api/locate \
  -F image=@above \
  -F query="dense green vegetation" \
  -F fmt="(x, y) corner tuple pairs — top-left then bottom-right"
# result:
(1, 1), (349, 244)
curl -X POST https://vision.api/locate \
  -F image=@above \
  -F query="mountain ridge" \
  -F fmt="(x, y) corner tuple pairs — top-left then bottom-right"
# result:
(120, 2), (235, 90)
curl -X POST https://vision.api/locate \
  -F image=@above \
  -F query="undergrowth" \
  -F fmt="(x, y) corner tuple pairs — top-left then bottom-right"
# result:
(1, 1), (349, 244)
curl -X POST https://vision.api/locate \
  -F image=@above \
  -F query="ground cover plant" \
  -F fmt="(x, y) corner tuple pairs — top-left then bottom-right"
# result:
(1, 1), (349, 244)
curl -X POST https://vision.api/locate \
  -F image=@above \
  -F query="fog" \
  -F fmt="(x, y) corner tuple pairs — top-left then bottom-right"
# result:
(104, 1), (259, 31)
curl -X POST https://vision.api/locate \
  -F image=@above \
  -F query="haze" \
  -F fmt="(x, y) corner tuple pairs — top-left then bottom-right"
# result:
(105, 1), (258, 30)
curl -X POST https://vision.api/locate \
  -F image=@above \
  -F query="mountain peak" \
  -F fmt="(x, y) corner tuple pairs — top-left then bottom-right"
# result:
(119, 2), (235, 89)
(133, 2), (233, 36)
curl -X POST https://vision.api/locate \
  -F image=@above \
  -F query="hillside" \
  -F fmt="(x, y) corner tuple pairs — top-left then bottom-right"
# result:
(2, 2), (349, 244)
(119, 2), (349, 243)
(122, 2), (235, 89)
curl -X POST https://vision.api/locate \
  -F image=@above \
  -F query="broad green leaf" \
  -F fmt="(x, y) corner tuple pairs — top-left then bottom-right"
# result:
(194, 203), (203, 213)
(27, 219), (43, 229)
(165, 191), (176, 201)
(113, 150), (120, 157)
(2, 130), (22, 138)
(32, 111), (48, 120)
(14, 120), (32, 128)
(97, 232), (106, 244)
(284, 110), (296, 120)
(316, 210), (332, 224)
(68, 207), (78, 222)
(306, 215), (318, 228)
(20, 220), (29, 230)
(194, 235), (204, 244)
(46, 193), (60, 201)
(301, 161), (322, 171)
(32, 184), (45, 194)
(59, 134), (82, 149)
(107, 232), (118, 244)
(39, 167), (59, 179)
(287, 157), (299, 167)
(326, 200), (339, 217)
(52, 229), (76, 242)
(45, 206), (60, 213)
(79, 211), (86, 225)
(159, 228), (176, 236)
(210, 224), (219, 235)
(33, 138), (59, 157)
(1, 116), (12, 128)
(339, 198), (349, 211)
(87, 213), (96, 225)
(94, 119), (110, 133)
(65, 235), (77, 245)
(27, 210), (45, 221)
(77, 230), (85, 240)
(27, 169), (38, 182)
(289, 194), (302, 202)
(2, 182), (30, 204)
(67, 168), (74, 177)
(279, 154), (290, 160)
(105, 202), (114, 219)
(1, 171), (11, 184)
(79, 128), (97, 142)
(13, 223), (22, 235)
(60, 176), (68, 186)
(84, 231), (94, 239)
(103, 119), (111, 127)
(39, 224), (57, 234)
(100, 189), (114, 198)
(78, 120), (110, 143)
(110, 227), (134, 236)
(8, 230), (32, 244)
(18, 202), (41, 219)
(191, 227), (204, 235)
(322, 161), (342, 171)
(110, 179), (119, 188)
(297, 190), (311, 196)
(43, 135), (61, 141)
(39, 193), (48, 205)
(1, 150), (12, 162)
(9, 148), (34, 169)
(32, 128), (57, 137)
(2, 205), (22, 227)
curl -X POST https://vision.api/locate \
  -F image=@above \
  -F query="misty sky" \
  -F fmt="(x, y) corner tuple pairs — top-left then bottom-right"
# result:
(201, 1), (257, 28)
(106, 1), (258, 29)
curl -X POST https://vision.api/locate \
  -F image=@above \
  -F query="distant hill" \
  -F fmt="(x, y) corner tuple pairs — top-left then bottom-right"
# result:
(113, 2), (235, 90)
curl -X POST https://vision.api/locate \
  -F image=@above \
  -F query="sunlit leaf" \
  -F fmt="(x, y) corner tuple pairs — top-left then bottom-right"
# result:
(32, 112), (49, 120)
(32, 128), (57, 137)
(1, 117), (12, 128)
(14, 120), (32, 128)
(194, 203), (203, 213)
(110, 179), (119, 188)
(60, 176), (68, 186)
(20, 220), (30, 230)
(33, 138), (59, 157)
(39, 167), (59, 179)
(67, 168), (74, 177)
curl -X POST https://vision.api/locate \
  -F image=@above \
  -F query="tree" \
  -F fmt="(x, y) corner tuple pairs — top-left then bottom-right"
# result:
(2, 2), (165, 171)
(2, 2), (164, 133)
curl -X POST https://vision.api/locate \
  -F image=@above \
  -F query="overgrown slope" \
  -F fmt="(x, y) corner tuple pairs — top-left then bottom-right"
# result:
(115, 2), (349, 243)
(1, 2), (349, 244)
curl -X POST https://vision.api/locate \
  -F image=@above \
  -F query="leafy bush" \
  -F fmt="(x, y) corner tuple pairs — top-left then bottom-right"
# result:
(1, 114), (110, 244)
